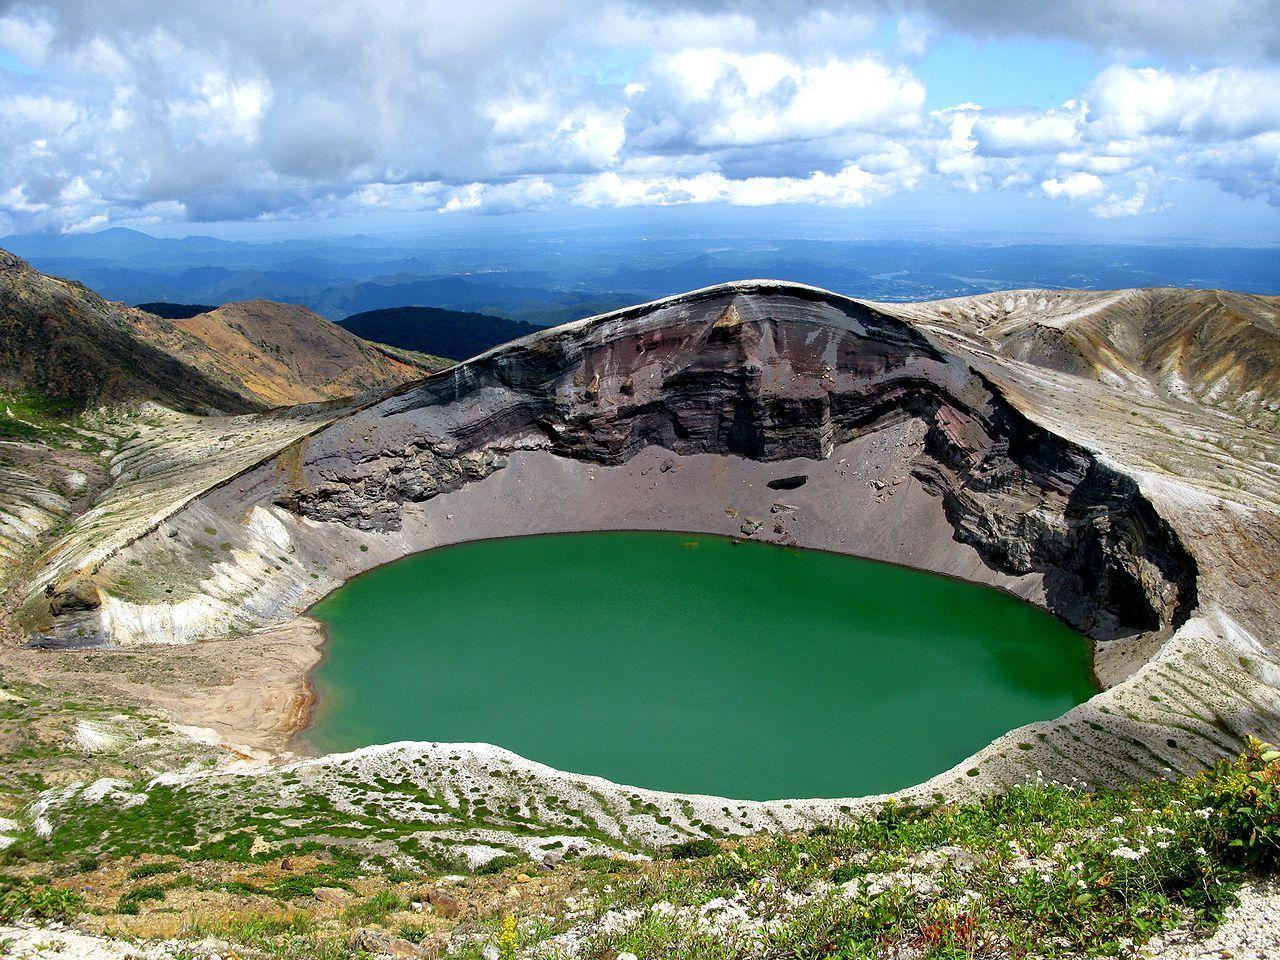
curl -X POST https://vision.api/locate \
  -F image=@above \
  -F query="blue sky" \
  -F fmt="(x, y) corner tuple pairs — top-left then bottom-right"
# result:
(0, 0), (1278, 242)
(914, 37), (1105, 110)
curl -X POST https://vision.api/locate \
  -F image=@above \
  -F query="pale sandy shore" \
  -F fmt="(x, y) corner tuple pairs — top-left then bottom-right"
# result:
(0, 618), (324, 758)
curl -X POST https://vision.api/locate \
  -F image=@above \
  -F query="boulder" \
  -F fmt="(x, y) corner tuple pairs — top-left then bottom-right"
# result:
(422, 888), (461, 918)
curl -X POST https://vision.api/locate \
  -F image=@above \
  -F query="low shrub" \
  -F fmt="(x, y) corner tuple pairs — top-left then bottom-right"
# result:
(1190, 736), (1280, 870)
(665, 838), (721, 860)
(474, 854), (521, 875)
(552, 739), (1280, 959)
(0, 876), (84, 922)
(128, 861), (179, 880)
(574, 853), (640, 873)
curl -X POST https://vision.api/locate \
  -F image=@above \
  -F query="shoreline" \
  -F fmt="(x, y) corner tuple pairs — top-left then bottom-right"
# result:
(286, 615), (329, 758)
(8, 440), (1124, 778)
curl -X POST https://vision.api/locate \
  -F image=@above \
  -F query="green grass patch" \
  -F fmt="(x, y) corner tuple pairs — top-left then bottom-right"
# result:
(127, 860), (180, 880)
(117, 883), (167, 915)
(341, 889), (407, 925)
(665, 838), (721, 860)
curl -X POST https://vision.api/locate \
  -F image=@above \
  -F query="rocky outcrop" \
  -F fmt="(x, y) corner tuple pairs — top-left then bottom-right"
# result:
(45, 574), (101, 615)
(911, 388), (1197, 639)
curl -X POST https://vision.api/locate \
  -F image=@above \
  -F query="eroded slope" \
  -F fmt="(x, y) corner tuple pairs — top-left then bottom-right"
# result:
(894, 287), (1280, 425)
(159, 300), (445, 407)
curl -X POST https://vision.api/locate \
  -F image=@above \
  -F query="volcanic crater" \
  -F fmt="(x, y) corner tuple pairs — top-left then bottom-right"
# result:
(12, 278), (1280, 855)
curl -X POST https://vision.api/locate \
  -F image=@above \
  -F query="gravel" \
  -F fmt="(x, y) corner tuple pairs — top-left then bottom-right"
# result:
(1145, 879), (1280, 959)
(0, 923), (227, 960)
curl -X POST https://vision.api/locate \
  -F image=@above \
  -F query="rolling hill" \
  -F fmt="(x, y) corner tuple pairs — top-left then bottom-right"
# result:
(0, 248), (440, 413)
(153, 300), (447, 408)
(897, 287), (1280, 425)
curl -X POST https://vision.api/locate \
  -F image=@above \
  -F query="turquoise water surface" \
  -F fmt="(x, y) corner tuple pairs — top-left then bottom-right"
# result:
(308, 531), (1094, 800)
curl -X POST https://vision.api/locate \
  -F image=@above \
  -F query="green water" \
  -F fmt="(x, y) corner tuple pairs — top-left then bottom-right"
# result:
(307, 531), (1095, 800)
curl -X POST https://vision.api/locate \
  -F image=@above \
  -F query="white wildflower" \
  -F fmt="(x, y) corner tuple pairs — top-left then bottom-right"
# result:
(1109, 844), (1148, 861)
(597, 908), (641, 935)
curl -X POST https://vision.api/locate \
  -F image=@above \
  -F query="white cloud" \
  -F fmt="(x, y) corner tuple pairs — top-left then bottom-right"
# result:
(0, 12), (53, 67)
(1055, 151), (1136, 175)
(573, 161), (908, 208)
(1087, 65), (1280, 140)
(439, 178), (558, 214)
(971, 105), (1082, 156)
(349, 181), (447, 212)
(63, 212), (107, 233)
(639, 49), (926, 149)
(0, 93), (79, 133)
(1041, 171), (1105, 199)
(1091, 180), (1155, 218)
(892, 16), (933, 59)
(1183, 131), (1280, 204)
(168, 74), (268, 145)
(0, 1), (1276, 230)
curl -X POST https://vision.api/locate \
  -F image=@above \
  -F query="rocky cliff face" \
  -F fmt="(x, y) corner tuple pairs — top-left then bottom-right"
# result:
(262, 283), (1193, 643)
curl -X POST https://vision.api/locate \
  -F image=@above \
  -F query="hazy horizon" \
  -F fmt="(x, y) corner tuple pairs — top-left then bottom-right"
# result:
(8, 219), (1279, 326)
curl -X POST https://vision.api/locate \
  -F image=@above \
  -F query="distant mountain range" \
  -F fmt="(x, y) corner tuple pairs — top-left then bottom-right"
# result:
(7, 227), (1280, 333)
(0, 227), (639, 325)
(311, 278), (627, 326)
(337, 306), (543, 361)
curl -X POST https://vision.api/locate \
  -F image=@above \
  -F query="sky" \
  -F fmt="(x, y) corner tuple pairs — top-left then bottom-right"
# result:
(1, 0), (1279, 242)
